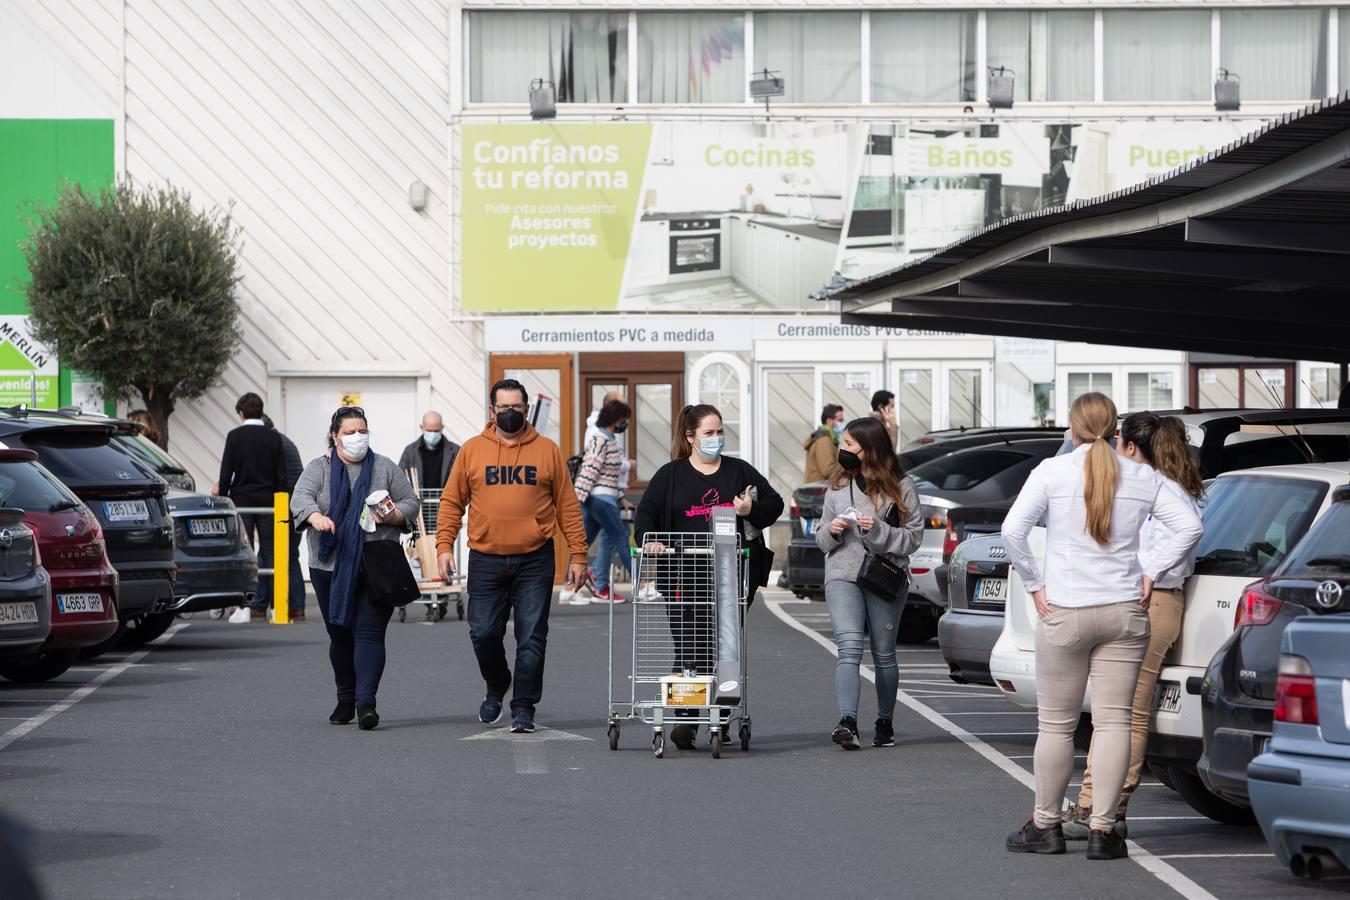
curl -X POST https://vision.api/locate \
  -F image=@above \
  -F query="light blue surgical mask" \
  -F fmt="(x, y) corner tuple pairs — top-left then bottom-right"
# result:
(697, 436), (725, 460)
(423, 431), (443, 448)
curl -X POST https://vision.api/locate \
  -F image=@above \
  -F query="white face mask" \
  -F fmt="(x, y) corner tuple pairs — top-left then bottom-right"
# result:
(423, 431), (443, 448)
(340, 432), (370, 460)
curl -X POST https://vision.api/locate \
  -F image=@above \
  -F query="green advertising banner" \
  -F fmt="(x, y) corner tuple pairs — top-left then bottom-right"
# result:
(461, 123), (652, 311)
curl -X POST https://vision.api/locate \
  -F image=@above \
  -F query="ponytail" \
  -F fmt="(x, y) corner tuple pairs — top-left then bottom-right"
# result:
(1071, 392), (1119, 546)
(671, 403), (720, 460)
(1148, 417), (1205, 500)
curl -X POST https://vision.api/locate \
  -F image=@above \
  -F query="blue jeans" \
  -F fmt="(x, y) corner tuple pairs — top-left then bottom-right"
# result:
(312, 567), (392, 707)
(825, 579), (910, 720)
(582, 495), (629, 591)
(241, 513), (274, 612)
(466, 540), (555, 714)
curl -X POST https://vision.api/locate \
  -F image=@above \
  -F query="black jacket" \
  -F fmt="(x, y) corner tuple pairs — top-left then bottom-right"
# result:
(218, 423), (286, 507)
(397, 435), (461, 492)
(276, 431), (304, 494)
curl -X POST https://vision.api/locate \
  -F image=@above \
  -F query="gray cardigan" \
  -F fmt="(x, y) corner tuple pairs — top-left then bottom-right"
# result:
(290, 452), (420, 572)
(814, 475), (924, 586)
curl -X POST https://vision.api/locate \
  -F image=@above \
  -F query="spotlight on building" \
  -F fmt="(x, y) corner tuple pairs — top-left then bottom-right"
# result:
(988, 66), (1014, 110)
(529, 79), (557, 120)
(1215, 69), (1240, 112)
(749, 68), (785, 114)
(408, 180), (429, 212)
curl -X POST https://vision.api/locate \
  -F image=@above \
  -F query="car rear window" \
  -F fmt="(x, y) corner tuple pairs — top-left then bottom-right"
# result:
(1194, 475), (1329, 578)
(114, 434), (188, 476)
(1221, 434), (1350, 471)
(0, 461), (81, 511)
(909, 449), (1032, 492)
(14, 429), (157, 486)
(1273, 501), (1350, 579)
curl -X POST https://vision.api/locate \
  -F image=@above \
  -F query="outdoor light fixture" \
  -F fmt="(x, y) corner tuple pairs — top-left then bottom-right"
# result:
(1215, 69), (1240, 111)
(988, 66), (1014, 110)
(749, 68), (785, 113)
(529, 79), (557, 120)
(408, 180), (429, 212)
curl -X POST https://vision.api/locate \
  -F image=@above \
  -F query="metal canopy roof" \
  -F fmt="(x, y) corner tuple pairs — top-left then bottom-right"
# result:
(833, 93), (1350, 363)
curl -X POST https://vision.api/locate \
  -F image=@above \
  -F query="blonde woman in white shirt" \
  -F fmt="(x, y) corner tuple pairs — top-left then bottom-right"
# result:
(1063, 413), (1204, 840)
(1002, 394), (1203, 861)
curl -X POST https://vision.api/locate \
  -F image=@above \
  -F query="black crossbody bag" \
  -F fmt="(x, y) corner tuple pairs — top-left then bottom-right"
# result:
(849, 481), (909, 601)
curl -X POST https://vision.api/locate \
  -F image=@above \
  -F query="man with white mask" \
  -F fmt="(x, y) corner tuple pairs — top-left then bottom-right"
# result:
(398, 410), (461, 493)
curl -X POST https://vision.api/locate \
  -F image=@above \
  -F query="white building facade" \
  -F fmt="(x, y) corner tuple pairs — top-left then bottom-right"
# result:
(3, 0), (1344, 517)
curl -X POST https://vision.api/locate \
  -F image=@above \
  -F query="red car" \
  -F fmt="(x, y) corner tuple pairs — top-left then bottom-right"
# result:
(0, 449), (119, 683)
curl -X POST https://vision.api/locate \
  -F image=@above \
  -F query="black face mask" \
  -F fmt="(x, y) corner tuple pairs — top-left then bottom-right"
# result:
(496, 410), (526, 434)
(837, 448), (861, 470)
(613, 422), (629, 434)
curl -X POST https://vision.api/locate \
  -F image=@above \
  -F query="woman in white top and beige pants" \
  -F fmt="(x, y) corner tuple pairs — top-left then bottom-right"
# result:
(1002, 394), (1203, 861)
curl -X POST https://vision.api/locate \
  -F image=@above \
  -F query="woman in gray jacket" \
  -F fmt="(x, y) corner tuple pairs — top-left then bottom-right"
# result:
(291, 406), (420, 731)
(815, 416), (924, 750)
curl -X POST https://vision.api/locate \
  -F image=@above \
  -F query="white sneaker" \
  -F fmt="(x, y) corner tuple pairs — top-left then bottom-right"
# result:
(565, 586), (593, 606)
(559, 587), (576, 604)
(227, 606), (251, 624)
(638, 583), (663, 601)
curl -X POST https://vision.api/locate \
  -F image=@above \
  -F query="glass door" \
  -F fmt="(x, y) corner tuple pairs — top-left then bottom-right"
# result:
(942, 362), (993, 430)
(888, 363), (938, 446)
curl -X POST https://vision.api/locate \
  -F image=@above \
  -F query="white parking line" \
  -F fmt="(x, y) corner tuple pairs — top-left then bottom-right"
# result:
(971, 731), (1040, 736)
(765, 599), (1218, 900)
(1155, 854), (1275, 860)
(942, 711), (1039, 716)
(0, 623), (188, 753)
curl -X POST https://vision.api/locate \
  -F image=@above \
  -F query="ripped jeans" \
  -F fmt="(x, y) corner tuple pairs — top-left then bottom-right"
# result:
(825, 579), (909, 720)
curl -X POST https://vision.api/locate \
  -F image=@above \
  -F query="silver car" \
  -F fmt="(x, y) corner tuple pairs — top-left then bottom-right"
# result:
(937, 533), (1008, 686)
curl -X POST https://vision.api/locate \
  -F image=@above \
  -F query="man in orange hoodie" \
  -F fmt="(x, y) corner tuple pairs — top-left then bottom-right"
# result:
(436, 378), (589, 734)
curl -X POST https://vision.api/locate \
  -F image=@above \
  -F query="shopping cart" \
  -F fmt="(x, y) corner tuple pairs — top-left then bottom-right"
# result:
(399, 484), (466, 623)
(607, 512), (751, 759)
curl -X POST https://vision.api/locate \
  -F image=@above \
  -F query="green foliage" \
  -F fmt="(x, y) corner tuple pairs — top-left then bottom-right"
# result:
(21, 179), (242, 447)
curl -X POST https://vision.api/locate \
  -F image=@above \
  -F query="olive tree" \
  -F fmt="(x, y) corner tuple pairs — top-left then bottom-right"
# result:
(22, 180), (242, 449)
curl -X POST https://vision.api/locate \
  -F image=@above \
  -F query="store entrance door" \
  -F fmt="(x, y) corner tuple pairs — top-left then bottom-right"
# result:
(488, 353), (576, 582)
(577, 352), (683, 492)
(1190, 363), (1294, 409)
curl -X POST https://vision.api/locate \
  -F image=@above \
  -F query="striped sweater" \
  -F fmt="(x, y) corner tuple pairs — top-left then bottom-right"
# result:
(574, 432), (624, 500)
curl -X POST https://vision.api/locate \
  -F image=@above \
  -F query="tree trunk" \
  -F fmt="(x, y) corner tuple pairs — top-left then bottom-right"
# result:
(140, 387), (175, 451)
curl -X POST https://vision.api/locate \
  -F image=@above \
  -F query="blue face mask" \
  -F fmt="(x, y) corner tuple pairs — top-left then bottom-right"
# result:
(697, 436), (725, 460)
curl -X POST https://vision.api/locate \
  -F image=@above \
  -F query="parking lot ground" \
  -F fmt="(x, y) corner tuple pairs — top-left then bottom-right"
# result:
(0, 591), (1337, 899)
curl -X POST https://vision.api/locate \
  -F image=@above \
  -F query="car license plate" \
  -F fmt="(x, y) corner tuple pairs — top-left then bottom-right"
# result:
(0, 602), (38, 624)
(104, 500), (149, 522)
(188, 517), (228, 536)
(1155, 681), (1182, 715)
(974, 577), (1007, 601)
(57, 593), (104, 614)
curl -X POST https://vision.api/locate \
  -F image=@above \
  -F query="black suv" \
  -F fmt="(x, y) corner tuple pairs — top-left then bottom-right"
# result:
(1198, 482), (1350, 808)
(0, 411), (174, 655)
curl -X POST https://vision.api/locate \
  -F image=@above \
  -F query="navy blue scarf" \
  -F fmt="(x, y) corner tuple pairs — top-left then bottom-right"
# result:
(317, 451), (374, 628)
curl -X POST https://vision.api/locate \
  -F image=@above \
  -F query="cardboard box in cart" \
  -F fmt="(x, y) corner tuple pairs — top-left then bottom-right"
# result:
(661, 675), (717, 707)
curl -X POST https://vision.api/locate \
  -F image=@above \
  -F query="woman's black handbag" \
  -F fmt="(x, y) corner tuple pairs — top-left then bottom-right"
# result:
(857, 552), (909, 601)
(363, 539), (421, 608)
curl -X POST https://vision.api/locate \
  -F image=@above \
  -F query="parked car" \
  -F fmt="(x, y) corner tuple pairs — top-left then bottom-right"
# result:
(1197, 483), (1350, 811)
(0, 449), (119, 682)
(991, 461), (1350, 825)
(0, 412), (175, 658)
(0, 497), (51, 658)
(939, 532), (1007, 685)
(786, 437), (1060, 643)
(898, 427), (1066, 469)
(1248, 613), (1350, 881)
(111, 425), (195, 491)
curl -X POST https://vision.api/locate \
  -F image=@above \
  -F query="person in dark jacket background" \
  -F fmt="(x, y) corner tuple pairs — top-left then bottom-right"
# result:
(265, 415), (307, 619)
(216, 392), (286, 620)
(397, 411), (460, 493)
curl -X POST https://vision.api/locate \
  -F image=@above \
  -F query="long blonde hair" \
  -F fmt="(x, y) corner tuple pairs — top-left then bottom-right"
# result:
(1071, 392), (1119, 546)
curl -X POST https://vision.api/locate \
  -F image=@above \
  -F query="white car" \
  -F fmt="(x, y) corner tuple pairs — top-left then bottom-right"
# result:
(989, 462), (1350, 750)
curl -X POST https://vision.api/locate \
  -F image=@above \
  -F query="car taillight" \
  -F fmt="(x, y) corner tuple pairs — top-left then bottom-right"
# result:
(790, 501), (801, 518)
(921, 504), (947, 530)
(943, 522), (959, 557)
(1274, 655), (1318, 725)
(87, 516), (103, 540)
(1235, 582), (1281, 629)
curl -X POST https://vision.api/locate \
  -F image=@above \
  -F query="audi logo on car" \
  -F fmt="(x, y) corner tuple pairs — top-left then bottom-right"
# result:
(987, 546), (1007, 559)
(0, 529), (12, 549)
(1315, 580), (1344, 609)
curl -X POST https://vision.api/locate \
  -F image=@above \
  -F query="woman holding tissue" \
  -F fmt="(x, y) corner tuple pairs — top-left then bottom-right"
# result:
(815, 416), (924, 751)
(291, 406), (420, 731)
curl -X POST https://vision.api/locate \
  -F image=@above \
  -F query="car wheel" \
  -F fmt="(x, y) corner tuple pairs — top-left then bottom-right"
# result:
(1073, 713), (1094, 753)
(0, 648), (80, 683)
(118, 612), (176, 648)
(1148, 760), (1178, 792)
(78, 624), (127, 660)
(1166, 765), (1256, 825)
(897, 616), (934, 645)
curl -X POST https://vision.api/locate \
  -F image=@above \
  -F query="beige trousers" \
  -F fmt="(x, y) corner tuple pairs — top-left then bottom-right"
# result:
(1077, 588), (1186, 815)
(1033, 601), (1150, 832)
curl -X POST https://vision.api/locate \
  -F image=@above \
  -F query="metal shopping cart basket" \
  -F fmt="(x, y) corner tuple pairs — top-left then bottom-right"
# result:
(607, 508), (751, 759)
(399, 484), (466, 623)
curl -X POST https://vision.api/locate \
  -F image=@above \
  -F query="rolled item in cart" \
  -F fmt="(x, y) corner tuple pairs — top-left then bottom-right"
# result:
(711, 506), (742, 703)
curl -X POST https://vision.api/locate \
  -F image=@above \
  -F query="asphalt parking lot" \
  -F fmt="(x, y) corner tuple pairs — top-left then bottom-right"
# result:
(0, 591), (1342, 899)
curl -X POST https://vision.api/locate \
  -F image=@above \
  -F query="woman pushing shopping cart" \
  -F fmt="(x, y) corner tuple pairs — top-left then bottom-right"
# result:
(607, 403), (782, 758)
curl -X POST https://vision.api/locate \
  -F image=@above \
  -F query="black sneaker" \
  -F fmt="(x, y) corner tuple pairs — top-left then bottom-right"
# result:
(1087, 828), (1129, 860)
(831, 716), (861, 750)
(329, 701), (355, 725)
(478, 694), (504, 725)
(873, 718), (895, 748)
(670, 723), (697, 750)
(509, 709), (535, 734)
(357, 704), (379, 731)
(1006, 819), (1066, 855)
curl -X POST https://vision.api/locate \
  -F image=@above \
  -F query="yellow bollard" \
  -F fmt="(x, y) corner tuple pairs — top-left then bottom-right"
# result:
(272, 492), (289, 624)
